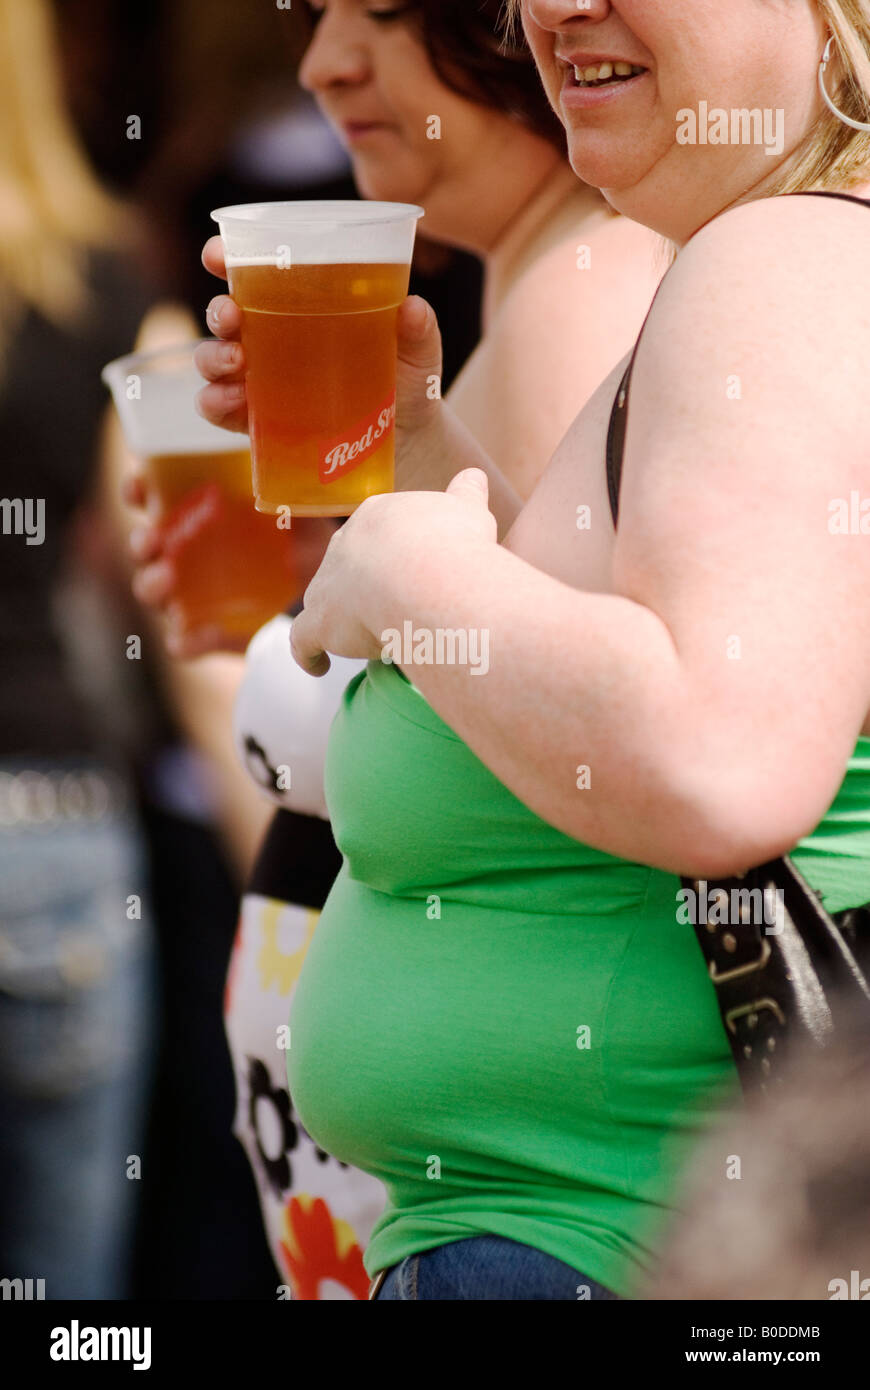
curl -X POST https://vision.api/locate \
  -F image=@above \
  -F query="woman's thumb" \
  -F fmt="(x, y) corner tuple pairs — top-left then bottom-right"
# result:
(445, 468), (490, 507)
(396, 295), (443, 430)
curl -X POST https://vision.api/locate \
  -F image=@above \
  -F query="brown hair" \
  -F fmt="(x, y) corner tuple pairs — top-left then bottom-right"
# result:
(301, 0), (566, 153)
(415, 0), (565, 152)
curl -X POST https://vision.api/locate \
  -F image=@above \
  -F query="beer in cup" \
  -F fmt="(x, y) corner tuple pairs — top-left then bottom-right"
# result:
(102, 342), (299, 641)
(211, 201), (424, 516)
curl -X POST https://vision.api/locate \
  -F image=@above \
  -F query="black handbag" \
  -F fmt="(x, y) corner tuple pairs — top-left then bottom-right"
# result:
(606, 359), (870, 1095)
(679, 860), (870, 1094)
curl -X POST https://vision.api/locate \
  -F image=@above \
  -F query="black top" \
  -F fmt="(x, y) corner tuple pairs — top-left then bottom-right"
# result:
(606, 190), (870, 529)
(0, 251), (154, 759)
(247, 805), (343, 907)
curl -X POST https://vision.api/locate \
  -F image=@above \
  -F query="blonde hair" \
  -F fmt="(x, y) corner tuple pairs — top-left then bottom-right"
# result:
(502, 0), (870, 193)
(0, 0), (127, 362)
(772, 0), (870, 191)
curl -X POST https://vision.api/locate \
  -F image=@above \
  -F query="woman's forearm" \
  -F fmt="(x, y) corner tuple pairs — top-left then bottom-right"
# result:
(367, 537), (773, 879)
(396, 406), (522, 540)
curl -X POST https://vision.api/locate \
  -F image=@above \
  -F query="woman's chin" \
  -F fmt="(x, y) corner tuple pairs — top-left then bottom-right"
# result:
(351, 158), (421, 209)
(566, 139), (654, 205)
(567, 142), (620, 192)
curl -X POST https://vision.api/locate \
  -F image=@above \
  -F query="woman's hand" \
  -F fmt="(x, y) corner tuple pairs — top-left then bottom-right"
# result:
(195, 236), (445, 442)
(290, 468), (498, 676)
(194, 238), (249, 434)
(122, 468), (335, 659)
(196, 235), (520, 531)
(123, 472), (253, 658)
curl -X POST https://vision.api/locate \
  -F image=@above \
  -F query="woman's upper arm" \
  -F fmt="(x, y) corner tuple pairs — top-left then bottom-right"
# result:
(613, 195), (870, 846)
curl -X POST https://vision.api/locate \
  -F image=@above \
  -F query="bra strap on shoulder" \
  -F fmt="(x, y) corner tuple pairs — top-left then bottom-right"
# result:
(604, 191), (870, 532)
(783, 189), (870, 211)
(603, 272), (668, 531)
(605, 360), (632, 530)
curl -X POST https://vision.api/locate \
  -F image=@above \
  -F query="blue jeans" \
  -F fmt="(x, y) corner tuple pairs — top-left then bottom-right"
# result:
(373, 1236), (621, 1301)
(0, 781), (157, 1299)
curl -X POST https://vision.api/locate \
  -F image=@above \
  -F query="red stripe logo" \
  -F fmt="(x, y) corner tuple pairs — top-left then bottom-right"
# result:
(318, 392), (396, 484)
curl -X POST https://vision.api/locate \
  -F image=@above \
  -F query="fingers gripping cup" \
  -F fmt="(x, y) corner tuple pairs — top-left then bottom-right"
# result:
(102, 342), (300, 641)
(211, 201), (424, 517)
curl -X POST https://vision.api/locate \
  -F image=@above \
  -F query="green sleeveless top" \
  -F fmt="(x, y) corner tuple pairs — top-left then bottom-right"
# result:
(287, 659), (870, 1297)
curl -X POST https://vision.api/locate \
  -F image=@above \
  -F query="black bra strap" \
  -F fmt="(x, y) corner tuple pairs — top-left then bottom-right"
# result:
(605, 359), (633, 530)
(604, 303), (658, 530)
(786, 189), (870, 210)
(604, 189), (870, 531)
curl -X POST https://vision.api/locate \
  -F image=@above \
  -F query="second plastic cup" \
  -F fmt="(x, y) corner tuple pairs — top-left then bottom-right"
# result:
(102, 342), (300, 642)
(211, 200), (424, 517)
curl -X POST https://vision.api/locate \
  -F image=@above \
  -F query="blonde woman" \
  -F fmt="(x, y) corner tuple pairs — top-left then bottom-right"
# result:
(265, 0), (870, 1300)
(0, 0), (157, 1298)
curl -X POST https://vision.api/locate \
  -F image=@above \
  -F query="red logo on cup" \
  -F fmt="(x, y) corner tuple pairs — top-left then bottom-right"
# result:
(160, 483), (223, 556)
(318, 392), (396, 484)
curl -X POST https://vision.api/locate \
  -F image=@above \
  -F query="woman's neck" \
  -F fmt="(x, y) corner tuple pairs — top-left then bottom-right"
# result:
(483, 162), (605, 327)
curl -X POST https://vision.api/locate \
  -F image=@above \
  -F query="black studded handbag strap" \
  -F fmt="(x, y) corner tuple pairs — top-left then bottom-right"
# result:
(682, 861), (870, 1096)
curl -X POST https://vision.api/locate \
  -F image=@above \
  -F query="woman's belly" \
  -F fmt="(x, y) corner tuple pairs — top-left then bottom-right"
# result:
(286, 659), (736, 1189)
(285, 658), (869, 1284)
(287, 859), (736, 1209)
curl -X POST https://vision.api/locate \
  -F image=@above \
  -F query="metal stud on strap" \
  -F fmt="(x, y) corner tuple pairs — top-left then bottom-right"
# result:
(709, 937), (771, 983)
(724, 996), (786, 1035)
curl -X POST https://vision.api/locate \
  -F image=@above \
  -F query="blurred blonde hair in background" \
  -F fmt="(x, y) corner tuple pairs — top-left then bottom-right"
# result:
(0, 0), (127, 368)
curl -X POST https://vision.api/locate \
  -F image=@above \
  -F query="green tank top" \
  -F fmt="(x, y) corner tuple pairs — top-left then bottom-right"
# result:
(287, 659), (870, 1297)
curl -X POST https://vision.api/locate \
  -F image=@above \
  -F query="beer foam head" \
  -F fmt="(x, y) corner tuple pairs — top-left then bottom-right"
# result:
(212, 200), (424, 268)
(102, 342), (249, 458)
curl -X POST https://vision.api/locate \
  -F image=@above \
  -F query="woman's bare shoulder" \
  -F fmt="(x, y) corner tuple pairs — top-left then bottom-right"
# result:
(634, 191), (870, 409)
(667, 190), (870, 311)
(482, 212), (665, 416)
(496, 209), (666, 336)
(468, 216), (663, 496)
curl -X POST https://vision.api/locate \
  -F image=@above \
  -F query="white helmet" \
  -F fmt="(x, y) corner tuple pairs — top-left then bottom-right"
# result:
(232, 614), (366, 821)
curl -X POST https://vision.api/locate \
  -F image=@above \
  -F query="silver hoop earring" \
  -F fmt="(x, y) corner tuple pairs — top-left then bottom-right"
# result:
(818, 35), (870, 132)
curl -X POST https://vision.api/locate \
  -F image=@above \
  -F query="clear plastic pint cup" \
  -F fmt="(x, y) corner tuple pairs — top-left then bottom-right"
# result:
(211, 200), (424, 516)
(102, 342), (299, 640)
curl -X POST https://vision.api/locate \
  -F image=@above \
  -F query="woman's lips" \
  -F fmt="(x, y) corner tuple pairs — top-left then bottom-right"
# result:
(560, 67), (649, 110)
(342, 121), (392, 143)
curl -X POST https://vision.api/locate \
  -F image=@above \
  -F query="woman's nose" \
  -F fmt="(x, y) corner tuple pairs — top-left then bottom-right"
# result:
(525, 0), (612, 31)
(298, 10), (370, 94)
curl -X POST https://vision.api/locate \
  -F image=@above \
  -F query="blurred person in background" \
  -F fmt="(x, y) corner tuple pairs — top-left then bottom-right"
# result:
(83, 0), (311, 1298)
(132, 0), (665, 1297)
(0, 0), (159, 1300)
(648, 1015), (870, 1300)
(0, 0), (281, 1304)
